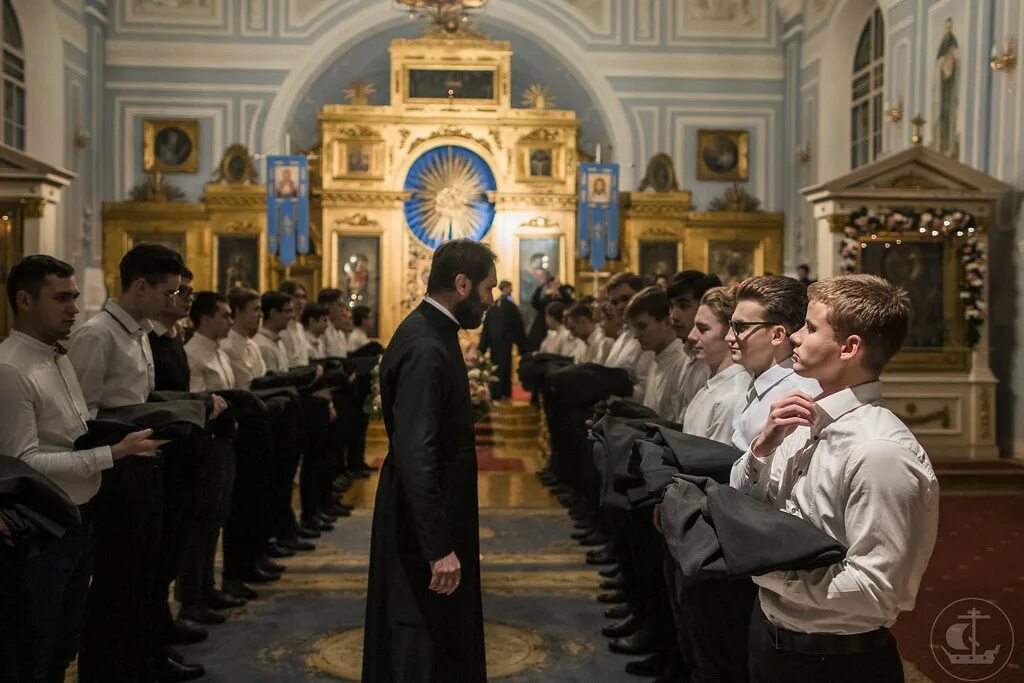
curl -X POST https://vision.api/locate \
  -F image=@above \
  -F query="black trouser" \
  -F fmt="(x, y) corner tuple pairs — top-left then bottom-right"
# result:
(224, 409), (274, 581)
(79, 457), (163, 683)
(489, 348), (513, 399)
(2, 503), (95, 683)
(178, 435), (235, 606)
(270, 396), (303, 540)
(748, 606), (904, 683)
(299, 394), (331, 522)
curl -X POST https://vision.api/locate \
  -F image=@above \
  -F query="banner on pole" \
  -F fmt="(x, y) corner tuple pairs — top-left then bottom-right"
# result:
(577, 162), (619, 270)
(266, 155), (309, 267)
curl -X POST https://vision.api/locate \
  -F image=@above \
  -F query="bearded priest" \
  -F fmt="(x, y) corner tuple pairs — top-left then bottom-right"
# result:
(362, 239), (496, 683)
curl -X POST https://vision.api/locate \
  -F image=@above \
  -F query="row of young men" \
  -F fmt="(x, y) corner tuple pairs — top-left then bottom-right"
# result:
(538, 270), (938, 682)
(0, 245), (374, 683)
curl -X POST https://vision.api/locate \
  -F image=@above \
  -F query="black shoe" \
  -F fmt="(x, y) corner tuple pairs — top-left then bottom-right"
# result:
(601, 613), (643, 638)
(223, 580), (258, 600)
(317, 512), (337, 523)
(350, 469), (370, 479)
(597, 590), (627, 604)
(624, 653), (666, 676)
(243, 567), (281, 584)
(296, 524), (321, 539)
(164, 646), (184, 663)
(335, 502), (355, 511)
(257, 557), (286, 574)
(609, 629), (657, 656)
(207, 589), (246, 609)
(601, 576), (626, 590)
(278, 537), (316, 552)
(604, 603), (632, 619)
(598, 564), (621, 579)
(570, 526), (595, 540)
(153, 655), (205, 682)
(179, 605), (227, 625)
(323, 503), (352, 517)
(166, 619), (208, 645)
(586, 548), (617, 565)
(302, 517), (332, 532)
(579, 532), (609, 547)
(267, 541), (297, 558)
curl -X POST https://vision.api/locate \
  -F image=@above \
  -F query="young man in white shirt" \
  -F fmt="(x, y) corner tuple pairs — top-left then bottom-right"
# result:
(625, 286), (704, 421)
(348, 304), (371, 352)
(683, 286), (751, 441)
(302, 303), (331, 360)
(66, 244), (188, 682)
(186, 292), (236, 393)
(220, 287), (267, 389)
(539, 301), (584, 357)
(725, 275), (821, 451)
(255, 291), (294, 373)
(732, 274), (939, 682)
(565, 302), (611, 364)
(278, 280), (309, 368)
(0, 256), (164, 683)
(317, 287), (350, 359)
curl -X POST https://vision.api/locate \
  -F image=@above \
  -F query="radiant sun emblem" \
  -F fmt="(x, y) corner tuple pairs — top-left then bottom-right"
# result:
(404, 145), (496, 248)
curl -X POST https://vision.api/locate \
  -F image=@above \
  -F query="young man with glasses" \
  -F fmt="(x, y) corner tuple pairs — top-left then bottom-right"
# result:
(67, 244), (189, 682)
(724, 275), (820, 451)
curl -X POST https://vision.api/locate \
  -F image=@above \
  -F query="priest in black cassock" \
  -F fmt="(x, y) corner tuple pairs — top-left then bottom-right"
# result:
(479, 280), (526, 400)
(362, 239), (497, 683)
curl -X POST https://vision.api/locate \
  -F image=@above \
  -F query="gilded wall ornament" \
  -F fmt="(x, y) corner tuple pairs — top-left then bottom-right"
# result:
(521, 84), (556, 110)
(343, 79), (377, 106)
(211, 144), (259, 185)
(335, 213), (378, 227)
(408, 125), (493, 153)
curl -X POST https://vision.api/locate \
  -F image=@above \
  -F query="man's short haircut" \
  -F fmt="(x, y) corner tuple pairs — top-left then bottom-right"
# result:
(567, 302), (594, 321)
(352, 305), (370, 326)
(498, 280), (512, 290)
(578, 295), (595, 307)
(227, 287), (260, 316)
(301, 303), (329, 328)
(261, 291), (291, 317)
(735, 275), (808, 333)
(797, 263), (810, 272)
(699, 286), (738, 327)
(181, 266), (194, 281)
(667, 270), (722, 303)
(808, 274), (910, 374)
(190, 291), (228, 328)
(317, 287), (343, 306)
(426, 239), (497, 294)
(6, 255), (75, 311)
(606, 271), (644, 294)
(625, 286), (670, 321)
(119, 243), (185, 292)
(545, 301), (566, 323)
(279, 280), (306, 297)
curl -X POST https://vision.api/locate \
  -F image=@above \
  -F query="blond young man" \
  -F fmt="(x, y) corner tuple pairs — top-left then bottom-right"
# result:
(731, 275), (939, 682)
(565, 302), (612, 364)
(682, 286), (751, 441)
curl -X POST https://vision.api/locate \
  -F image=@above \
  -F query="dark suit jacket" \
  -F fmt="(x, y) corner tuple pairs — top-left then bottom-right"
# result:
(362, 301), (485, 683)
(479, 296), (526, 358)
(149, 330), (190, 392)
(0, 454), (80, 545)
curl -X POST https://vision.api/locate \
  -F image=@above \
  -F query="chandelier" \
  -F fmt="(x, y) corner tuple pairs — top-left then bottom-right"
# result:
(395, 0), (488, 33)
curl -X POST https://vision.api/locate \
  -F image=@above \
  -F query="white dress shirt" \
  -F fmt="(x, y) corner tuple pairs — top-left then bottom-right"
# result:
(730, 381), (939, 635)
(730, 357), (822, 451)
(68, 300), (156, 416)
(576, 328), (613, 365)
(281, 319), (308, 368)
(348, 327), (369, 352)
(604, 329), (640, 370)
(324, 325), (349, 358)
(306, 331), (327, 360)
(0, 331), (114, 504)
(220, 329), (267, 389)
(682, 362), (751, 443)
(255, 327), (290, 373)
(185, 332), (236, 392)
(540, 326), (584, 358)
(641, 338), (709, 420)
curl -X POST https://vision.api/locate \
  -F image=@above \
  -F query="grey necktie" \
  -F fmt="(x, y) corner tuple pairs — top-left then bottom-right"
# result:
(743, 381), (758, 409)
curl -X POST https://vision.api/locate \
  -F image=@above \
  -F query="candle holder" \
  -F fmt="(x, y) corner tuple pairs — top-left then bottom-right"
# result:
(990, 37), (1017, 74)
(884, 100), (903, 124)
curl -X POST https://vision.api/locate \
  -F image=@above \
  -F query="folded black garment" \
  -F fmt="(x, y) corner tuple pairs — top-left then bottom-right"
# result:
(546, 363), (632, 411)
(251, 366), (318, 391)
(343, 356), (380, 377)
(594, 395), (661, 421)
(312, 357), (345, 371)
(350, 341), (385, 358)
(0, 454), (79, 541)
(626, 425), (743, 504)
(589, 409), (671, 511)
(517, 352), (574, 392)
(251, 386), (298, 402)
(74, 400), (207, 450)
(661, 474), (847, 587)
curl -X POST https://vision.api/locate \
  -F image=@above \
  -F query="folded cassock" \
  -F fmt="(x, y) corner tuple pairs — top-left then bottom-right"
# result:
(0, 454), (80, 545)
(73, 399), (208, 450)
(545, 363), (633, 411)
(517, 352), (574, 392)
(660, 474), (847, 587)
(589, 400), (666, 510)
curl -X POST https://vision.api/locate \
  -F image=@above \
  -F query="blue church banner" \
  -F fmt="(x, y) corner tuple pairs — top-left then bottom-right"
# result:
(577, 162), (619, 270)
(266, 155), (309, 266)
(403, 145), (497, 249)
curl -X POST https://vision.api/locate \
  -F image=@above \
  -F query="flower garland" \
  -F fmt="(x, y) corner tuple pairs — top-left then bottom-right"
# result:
(840, 208), (986, 347)
(363, 347), (499, 423)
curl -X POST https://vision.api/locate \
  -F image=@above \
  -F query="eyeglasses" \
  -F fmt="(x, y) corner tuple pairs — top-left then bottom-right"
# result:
(162, 289), (180, 300)
(176, 287), (197, 301)
(728, 320), (781, 336)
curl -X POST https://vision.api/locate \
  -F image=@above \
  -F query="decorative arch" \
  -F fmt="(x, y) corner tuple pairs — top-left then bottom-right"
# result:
(261, 1), (636, 186)
(9, 0), (62, 165)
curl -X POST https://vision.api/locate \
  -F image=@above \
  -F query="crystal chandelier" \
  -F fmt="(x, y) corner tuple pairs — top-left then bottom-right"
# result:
(395, 0), (488, 33)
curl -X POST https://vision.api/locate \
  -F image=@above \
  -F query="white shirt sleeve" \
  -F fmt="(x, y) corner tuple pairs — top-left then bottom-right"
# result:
(67, 326), (108, 417)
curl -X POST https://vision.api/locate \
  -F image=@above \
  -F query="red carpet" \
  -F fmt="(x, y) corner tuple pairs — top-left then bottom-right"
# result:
(892, 494), (1024, 681)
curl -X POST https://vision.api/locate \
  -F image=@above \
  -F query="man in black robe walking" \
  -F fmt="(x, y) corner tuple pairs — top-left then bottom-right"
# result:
(479, 280), (526, 400)
(363, 239), (496, 683)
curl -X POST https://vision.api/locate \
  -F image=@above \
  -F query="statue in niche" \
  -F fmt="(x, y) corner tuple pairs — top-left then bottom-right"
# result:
(932, 17), (960, 157)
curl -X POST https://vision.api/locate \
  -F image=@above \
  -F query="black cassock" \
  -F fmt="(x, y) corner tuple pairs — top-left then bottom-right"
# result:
(362, 301), (486, 683)
(479, 296), (526, 400)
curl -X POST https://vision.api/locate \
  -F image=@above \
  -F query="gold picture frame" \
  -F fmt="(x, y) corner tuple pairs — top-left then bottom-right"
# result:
(328, 138), (385, 180)
(402, 65), (501, 106)
(144, 119), (200, 174)
(696, 129), (749, 182)
(516, 144), (564, 183)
